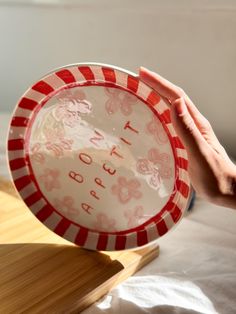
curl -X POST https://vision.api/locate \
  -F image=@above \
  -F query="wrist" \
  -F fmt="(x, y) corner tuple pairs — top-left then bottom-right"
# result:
(214, 165), (236, 209)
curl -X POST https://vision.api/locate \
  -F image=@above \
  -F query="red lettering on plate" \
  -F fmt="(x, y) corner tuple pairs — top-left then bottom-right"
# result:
(79, 152), (92, 165)
(124, 121), (139, 134)
(69, 171), (84, 183)
(81, 203), (93, 215)
(120, 137), (131, 145)
(95, 177), (106, 188)
(90, 130), (104, 147)
(110, 146), (123, 159)
(103, 163), (116, 176)
(90, 190), (100, 200)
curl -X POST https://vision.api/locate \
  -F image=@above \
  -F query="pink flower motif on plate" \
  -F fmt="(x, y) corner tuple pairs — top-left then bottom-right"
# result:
(54, 89), (92, 127)
(111, 176), (142, 204)
(148, 148), (172, 179)
(104, 87), (137, 116)
(44, 128), (73, 157)
(31, 143), (45, 164)
(136, 148), (172, 185)
(93, 213), (117, 232)
(136, 158), (161, 189)
(54, 196), (78, 220)
(124, 205), (145, 229)
(39, 168), (61, 191)
(146, 116), (168, 144)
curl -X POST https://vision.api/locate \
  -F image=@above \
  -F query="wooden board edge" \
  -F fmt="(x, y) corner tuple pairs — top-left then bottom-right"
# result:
(71, 244), (159, 313)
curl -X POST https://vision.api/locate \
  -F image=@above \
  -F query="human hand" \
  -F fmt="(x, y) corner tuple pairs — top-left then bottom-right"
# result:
(139, 67), (236, 209)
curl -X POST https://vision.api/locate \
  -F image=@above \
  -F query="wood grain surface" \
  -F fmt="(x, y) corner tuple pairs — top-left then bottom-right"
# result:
(0, 178), (159, 313)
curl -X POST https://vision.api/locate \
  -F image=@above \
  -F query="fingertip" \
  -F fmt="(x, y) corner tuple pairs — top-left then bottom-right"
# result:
(139, 66), (151, 79)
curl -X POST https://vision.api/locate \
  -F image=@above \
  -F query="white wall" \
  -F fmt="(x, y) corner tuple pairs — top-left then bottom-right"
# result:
(0, 0), (235, 157)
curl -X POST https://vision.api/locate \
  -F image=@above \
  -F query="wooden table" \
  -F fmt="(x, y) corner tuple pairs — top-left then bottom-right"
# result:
(0, 178), (159, 313)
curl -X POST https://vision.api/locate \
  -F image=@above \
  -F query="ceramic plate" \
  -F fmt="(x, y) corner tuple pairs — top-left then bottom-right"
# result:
(7, 63), (190, 250)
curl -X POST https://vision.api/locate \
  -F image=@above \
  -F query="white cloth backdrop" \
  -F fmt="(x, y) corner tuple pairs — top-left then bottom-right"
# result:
(1, 113), (236, 314)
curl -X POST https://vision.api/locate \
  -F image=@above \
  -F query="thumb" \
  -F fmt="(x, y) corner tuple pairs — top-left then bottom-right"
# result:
(171, 97), (206, 155)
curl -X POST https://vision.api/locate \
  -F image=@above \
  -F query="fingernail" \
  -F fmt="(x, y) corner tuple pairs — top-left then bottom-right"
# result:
(140, 66), (148, 71)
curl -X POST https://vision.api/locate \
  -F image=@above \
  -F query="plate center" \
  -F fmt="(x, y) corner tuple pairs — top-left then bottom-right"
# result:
(27, 84), (175, 232)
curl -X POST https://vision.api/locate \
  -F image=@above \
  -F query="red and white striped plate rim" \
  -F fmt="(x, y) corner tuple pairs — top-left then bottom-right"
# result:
(7, 63), (190, 251)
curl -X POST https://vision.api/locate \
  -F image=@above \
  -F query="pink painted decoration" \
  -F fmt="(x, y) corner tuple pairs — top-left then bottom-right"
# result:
(136, 148), (172, 184)
(111, 176), (142, 204)
(54, 89), (92, 127)
(136, 158), (161, 189)
(148, 148), (172, 179)
(31, 143), (45, 164)
(105, 87), (137, 116)
(146, 116), (168, 144)
(124, 205), (145, 228)
(44, 127), (73, 157)
(39, 168), (61, 191)
(93, 213), (117, 232)
(54, 196), (78, 220)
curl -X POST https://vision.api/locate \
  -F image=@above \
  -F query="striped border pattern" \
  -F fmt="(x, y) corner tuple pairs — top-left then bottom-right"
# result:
(8, 64), (190, 251)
